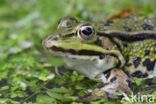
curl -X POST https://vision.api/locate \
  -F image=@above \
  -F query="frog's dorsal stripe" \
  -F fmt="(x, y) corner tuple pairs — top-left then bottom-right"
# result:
(97, 31), (156, 41)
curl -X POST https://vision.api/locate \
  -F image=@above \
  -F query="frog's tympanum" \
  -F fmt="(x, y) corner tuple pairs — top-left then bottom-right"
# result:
(43, 15), (156, 99)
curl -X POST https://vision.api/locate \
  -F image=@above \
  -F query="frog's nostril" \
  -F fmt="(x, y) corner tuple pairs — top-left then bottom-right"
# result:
(42, 35), (60, 48)
(50, 35), (59, 41)
(46, 35), (59, 42)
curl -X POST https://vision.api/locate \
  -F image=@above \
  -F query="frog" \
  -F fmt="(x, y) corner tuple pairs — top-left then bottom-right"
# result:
(42, 15), (156, 98)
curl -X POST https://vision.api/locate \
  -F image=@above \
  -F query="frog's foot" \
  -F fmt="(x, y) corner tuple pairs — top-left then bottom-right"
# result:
(101, 69), (132, 99)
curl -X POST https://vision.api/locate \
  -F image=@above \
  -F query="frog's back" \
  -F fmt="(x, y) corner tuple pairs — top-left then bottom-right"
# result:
(101, 15), (156, 78)
(103, 15), (156, 32)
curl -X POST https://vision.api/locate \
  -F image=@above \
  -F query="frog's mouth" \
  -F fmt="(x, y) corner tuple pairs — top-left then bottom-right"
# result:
(43, 36), (125, 67)
(51, 45), (111, 56)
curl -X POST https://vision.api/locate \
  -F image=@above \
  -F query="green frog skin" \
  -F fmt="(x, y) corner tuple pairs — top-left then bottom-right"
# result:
(43, 15), (156, 97)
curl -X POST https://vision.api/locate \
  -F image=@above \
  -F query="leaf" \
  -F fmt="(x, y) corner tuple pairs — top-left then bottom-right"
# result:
(134, 78), (142, 86)
(46, 92), (65, 100)
(46, 90), (77, 101)
(36, 95), (57, 104)
(49, 87), (72, 94)
(49, 57), (64, 67)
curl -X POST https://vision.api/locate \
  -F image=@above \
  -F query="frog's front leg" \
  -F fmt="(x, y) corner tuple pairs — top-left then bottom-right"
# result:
(95, 69), (132, 98)
(103, 69), (132, 98)
(82, 69), (132, 101)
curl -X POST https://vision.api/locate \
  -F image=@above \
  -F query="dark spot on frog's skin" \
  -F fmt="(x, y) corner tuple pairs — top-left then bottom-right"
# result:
(103, 69), (112, 79)
(110, 77), (117, 83)
(122, 26), (132, 32)
(68, 49), (77, 54)
(141, 23), (154, 30)
(99, 54), (106, 59)
(131, 71), (148, 78)
(144, 50), (150, 56)
(132, 57), (141, 68)
(143, 58), (156, 71)
(105, 71), (111, 79)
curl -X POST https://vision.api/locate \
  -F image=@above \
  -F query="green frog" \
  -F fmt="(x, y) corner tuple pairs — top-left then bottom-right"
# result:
(43, 15), (156, 98)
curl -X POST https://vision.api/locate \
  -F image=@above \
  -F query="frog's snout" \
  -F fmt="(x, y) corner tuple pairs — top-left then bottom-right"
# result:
(42, 35), (59, 49)
(42, 35), (60, 49)
(49, 35), (60, 41)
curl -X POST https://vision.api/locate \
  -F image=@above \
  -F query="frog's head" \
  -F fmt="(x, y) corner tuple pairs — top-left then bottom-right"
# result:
(43, 16), (98, 52)
(42, 16), (125, 79)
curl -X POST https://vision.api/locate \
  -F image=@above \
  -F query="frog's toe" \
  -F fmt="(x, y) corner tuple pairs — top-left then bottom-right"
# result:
(154, 62), (156, 73)
(102, 81), (131, 99)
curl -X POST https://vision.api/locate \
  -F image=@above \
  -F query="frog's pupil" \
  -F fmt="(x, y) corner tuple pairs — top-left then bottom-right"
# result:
(82, 27), (92, 36)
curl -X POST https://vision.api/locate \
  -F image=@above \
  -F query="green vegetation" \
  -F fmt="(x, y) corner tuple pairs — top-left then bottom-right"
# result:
(0, 0), (155, 103)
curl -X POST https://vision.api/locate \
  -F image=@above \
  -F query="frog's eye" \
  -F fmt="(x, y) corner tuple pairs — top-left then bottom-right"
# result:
(77, 25), (96, 40)
(58, 16), (78, 29)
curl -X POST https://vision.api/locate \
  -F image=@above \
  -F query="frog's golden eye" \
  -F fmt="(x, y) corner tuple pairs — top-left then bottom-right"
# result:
(58, 16), (78, 29)
(77, 25), (96, 40)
